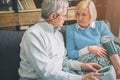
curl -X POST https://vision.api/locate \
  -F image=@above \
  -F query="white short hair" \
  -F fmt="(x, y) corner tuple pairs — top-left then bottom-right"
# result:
(41, 0), (68, 19)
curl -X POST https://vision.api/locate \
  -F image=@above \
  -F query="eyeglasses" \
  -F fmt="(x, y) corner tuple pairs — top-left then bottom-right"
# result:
(60, 14), (67, 18)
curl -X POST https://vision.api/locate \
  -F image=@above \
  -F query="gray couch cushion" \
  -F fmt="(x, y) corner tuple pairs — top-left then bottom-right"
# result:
(0, 30), (24, 80)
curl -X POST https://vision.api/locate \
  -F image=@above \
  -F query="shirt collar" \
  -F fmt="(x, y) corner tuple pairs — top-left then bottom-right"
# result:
(39, 18), (60, 33)
(76, 21), (95, 30)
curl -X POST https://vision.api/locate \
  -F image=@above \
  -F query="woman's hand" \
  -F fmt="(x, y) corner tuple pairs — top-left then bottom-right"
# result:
(81, 63), (102, 72)
(88, 46), (107, 57)
(82, 72), (101, 80)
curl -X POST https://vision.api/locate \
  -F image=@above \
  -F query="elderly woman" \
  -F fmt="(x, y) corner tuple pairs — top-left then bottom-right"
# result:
(66, 0), (120, 79)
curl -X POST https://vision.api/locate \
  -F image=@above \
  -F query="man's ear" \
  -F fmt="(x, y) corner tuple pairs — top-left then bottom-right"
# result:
(49, 12), (57, 20)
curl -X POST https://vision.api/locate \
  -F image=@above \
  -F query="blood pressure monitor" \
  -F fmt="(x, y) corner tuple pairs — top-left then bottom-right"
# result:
(97, 65), (116, 80)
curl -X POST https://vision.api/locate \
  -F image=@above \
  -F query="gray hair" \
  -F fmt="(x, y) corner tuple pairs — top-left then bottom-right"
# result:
(41, 0), (69, 19)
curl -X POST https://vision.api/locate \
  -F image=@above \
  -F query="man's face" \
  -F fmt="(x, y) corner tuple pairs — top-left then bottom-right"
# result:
(52, 8), (67, 28)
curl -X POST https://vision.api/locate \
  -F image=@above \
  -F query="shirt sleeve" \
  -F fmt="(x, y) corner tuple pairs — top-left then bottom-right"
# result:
(63, 48), (83, 71)
(100, 21), (114, 44)
(22, 31), (82, 80)
(79, 46), (89, 56)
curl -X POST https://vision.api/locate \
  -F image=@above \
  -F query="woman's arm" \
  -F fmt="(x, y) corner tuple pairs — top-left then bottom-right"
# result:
(66, 25), (80, 59)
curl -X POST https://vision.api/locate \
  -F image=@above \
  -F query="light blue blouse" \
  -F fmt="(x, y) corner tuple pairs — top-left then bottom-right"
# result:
(66, 20), (114, 59)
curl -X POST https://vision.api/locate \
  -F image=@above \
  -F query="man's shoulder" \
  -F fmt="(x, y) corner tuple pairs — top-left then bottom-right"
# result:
(24, 23), (43, 36)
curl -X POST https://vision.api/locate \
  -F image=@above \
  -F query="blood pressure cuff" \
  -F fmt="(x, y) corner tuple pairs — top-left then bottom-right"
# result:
(103, 41), (118, 57)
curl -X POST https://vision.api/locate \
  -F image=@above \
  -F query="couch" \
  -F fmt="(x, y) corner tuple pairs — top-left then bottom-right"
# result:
(0, 22), (119, 80)
(0, 30), (24, 80)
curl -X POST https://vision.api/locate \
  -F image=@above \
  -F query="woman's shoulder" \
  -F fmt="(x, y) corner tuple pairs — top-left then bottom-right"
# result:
(95, 20), (108, 28)
(95, 20), (106, 25)
(95, 20), (110, 32)
(67, 23), (76, 30)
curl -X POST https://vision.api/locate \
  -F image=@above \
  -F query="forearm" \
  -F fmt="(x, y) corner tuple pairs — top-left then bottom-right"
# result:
(110, 54), (120, 68)
(103, 40), (120, 78)
(63, 56), (83, 71)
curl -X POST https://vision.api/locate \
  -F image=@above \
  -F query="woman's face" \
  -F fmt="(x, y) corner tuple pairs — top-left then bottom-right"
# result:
(76, 9), (91, 28)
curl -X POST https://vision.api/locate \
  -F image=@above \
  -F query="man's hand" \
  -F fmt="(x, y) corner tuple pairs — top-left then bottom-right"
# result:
(82, 72), (101, 80)
(81, 63), (102, 72)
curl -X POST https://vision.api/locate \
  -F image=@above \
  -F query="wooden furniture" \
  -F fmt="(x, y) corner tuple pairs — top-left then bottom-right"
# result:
(0, 7), (76, 27)
(0, 0), (107, 28)
(0, 0), (119, 37)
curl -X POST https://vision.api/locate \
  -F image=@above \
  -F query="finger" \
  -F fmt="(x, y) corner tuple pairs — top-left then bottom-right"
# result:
(94, 77), (100, 80)
(90, 66), (97, 72)
(97, 76), (102, 80)
(98, 47), (107, 55)
(96, 52), (105, 57)
(92, 63), (102, 69)
(97, 50), (106, 57)
(101, 47), (107, 54)
(93, 72), (101, 76)
(100, 49), (107, 55)
(99, 52), (106, 57)
(96, 74), (102, 80)
(101, 47), (107, 52)
(91, 73), (100, 80)
(100, 52), (107, 57)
